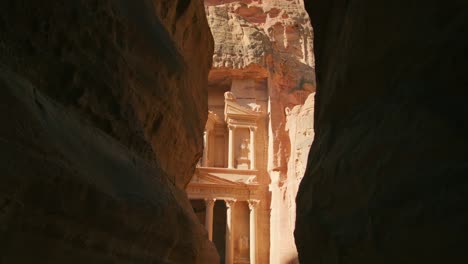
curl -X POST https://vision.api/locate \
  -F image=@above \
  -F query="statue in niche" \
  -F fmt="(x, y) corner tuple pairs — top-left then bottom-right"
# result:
(236, 138), (251, 169)
(239, 138), (249, 158)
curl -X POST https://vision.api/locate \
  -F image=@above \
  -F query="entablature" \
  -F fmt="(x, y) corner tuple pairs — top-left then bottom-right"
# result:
(195, 167), (258, 184)
(187, 166), (262, 200)
(186, 183), (261, 201)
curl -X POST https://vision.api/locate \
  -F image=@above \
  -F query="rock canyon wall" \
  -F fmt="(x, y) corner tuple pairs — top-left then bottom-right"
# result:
(204, 0), (315, 262)
(0, 0), (218, 263)
(297, 0), (468, 263)
(280, 92), (315, 262)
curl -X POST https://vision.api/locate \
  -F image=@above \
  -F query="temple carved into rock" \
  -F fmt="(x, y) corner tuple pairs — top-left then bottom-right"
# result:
(188, 90), (267, 264)
(187, 1), (316, 263)
(2, 0), (467, 263)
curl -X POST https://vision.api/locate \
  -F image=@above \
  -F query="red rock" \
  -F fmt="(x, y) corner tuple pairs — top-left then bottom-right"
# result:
(203, 0), (315, 262)
(0, 0), (217, 263)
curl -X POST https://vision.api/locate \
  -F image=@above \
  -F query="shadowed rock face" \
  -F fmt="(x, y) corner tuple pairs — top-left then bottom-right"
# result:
(296, 1), (468, 263)
(0, 0), (218, 263)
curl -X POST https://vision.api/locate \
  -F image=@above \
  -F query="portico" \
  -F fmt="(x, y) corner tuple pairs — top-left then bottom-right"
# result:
(187, 167), (261, 264)
(189, 197), (260, 264)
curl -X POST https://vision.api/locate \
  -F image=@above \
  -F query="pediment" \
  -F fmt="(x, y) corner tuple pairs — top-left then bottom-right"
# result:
(224, 100), (260, 121)
(191, 171), (246, 186)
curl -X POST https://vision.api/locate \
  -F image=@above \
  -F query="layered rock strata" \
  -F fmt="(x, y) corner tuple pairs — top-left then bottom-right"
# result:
(0, 0), (217, 263)
(204, 0), (315, 262)
(297, 1), (468, 263)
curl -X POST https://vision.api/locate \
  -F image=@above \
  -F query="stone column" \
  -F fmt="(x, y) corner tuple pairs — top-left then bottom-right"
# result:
(204, 198), (216, 241)
(249, 126), (257, 170)
(225, 199), (236, 264)
(248, 200), (260, 264)
(202, 130), (209, 167)
(228, 125), (235, 169)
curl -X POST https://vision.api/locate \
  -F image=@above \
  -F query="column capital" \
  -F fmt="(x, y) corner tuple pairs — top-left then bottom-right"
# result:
(204, 198), (216, 207)
(249, 126), (257, 132)
(248, 199), (258, 264)
(228, 124), (237, 130)
(248, 199), (260, 210)
(225, 199), (237, 208)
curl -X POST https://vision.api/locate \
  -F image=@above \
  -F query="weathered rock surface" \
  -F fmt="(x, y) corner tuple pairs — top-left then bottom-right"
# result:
(296, 1), (468, 263)
(269, 92), (315, 263)
(286, 93), (315, 184)
(0, 0), (217, 263)
(204, 0), (315, 262)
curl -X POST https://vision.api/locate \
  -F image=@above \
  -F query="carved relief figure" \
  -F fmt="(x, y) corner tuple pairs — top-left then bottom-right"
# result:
(239, 235), (249, 250)
(239, 138), (250, 158)
(236, 138), (251, 169)
(247, 102), (262, 112)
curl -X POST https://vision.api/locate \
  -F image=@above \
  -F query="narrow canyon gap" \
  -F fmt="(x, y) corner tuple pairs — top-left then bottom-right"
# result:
(187, 1), (316, 264)
(296, 0), (468, 263)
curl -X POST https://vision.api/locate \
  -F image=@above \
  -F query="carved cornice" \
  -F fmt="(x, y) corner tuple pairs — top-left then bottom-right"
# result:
(197, 167), (258, 175)
(226, 117), (258, 126)
(186, 183), (261, 201)
(226, 120), (259, 129)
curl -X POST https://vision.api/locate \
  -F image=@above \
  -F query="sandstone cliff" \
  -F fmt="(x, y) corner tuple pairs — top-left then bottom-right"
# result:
(204, 0), (315, 262)
(270, 92), (315, 263)
(296, 1), (468, 263)
(0, 0), (217, 263)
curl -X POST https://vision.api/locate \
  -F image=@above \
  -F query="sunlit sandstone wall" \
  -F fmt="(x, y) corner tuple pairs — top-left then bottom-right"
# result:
(204, 0), (315, 263)
(0, 0), (218, 263)
(270, 92), (315, 263)
(297, 0), (468, 263)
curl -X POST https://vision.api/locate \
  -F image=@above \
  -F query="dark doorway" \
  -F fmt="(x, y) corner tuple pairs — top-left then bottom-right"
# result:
(213, 200), (227, 263)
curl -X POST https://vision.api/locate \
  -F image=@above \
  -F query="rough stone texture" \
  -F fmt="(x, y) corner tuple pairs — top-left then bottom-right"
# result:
(296, 1), (468, 263)
(270, 92), (315, 263)
(0, 0), (218, 263)
(0, 0), (213, 188)
(203, 0), (315, 262)
(286, 93), (315, 184)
